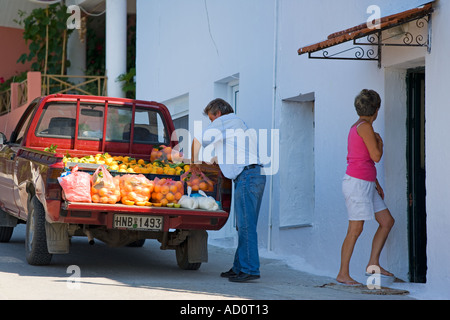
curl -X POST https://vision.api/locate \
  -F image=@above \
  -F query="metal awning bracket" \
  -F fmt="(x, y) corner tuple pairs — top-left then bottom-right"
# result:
(305, 10), (433, 69)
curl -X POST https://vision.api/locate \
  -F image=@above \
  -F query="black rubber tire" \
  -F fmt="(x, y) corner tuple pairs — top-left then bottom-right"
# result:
(175, 239), (201, 270)
(0, 226), (13, 243)
(25, 196), (52, 265)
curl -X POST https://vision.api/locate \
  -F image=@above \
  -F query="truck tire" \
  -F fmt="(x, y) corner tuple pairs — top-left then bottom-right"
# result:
(25, 196), (52, 265)
(0, 227), (13, 243)
(176, 240), (202, 270)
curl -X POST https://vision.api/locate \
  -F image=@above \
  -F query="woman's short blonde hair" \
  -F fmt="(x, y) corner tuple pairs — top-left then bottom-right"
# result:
(354, 89), (381, 116)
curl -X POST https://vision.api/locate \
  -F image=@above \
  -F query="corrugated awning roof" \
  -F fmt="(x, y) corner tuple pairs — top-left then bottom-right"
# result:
(298, 2), (434, 56)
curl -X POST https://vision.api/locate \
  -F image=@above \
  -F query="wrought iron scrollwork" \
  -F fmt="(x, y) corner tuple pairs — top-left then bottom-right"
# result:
(309, 45), (379, 61)
(304, 12), (432, 69)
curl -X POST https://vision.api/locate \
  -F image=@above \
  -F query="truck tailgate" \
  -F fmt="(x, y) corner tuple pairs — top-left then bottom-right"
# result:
(61, 201), (229, 231)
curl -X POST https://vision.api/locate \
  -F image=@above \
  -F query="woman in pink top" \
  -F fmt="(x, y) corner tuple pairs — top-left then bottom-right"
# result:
(337, 89), (395, 286)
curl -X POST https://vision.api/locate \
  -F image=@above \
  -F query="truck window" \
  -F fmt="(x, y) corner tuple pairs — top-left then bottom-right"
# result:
(78, 104), (104, 140)
(35, 103), (76, 138)
(14, 102), (38, 144)
(106, 105), (132, 142)
(106, 105), (168, 145)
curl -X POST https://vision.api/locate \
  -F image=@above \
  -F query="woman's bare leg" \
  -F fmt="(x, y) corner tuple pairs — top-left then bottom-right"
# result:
(337, 220), (364, 284)
(366, 209), (395, 276)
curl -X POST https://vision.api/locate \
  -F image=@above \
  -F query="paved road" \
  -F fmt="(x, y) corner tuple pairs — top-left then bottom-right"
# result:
(0, 225), (414, 301)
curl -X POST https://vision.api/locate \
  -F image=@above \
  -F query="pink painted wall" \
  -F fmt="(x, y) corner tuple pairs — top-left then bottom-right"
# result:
(0, 72), (41, 138)
(0, 26), (32, 82)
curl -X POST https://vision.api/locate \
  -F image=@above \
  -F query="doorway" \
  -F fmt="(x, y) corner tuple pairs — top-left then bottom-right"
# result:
(406, 68), (427, 283)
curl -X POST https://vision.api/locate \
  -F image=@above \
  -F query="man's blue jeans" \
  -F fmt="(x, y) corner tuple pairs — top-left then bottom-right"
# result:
(232, 165), (266, 276)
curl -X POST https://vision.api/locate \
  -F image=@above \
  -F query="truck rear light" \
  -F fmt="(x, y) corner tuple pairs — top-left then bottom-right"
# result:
(46, 168), (63, 200)
(47, 186), (61, 200)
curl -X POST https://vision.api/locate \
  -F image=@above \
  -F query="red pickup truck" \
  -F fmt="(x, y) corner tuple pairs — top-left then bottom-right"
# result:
(0, 94), (231, 270)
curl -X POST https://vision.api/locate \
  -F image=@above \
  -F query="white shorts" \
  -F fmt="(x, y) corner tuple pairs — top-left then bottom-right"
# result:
(342, 174), (387, 221)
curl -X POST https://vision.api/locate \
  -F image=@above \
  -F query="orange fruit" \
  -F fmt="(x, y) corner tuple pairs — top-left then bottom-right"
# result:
(174, 192), (182, 201)
(91, 194), (100, 203)
(124, 183), (133, 193)
(100, 196), (109, 204)
(169, 185), (178, 193)
(160, 198), (168, 206)
(128, 192), (137, 201)
(91, 186), (98, 194)
(166, 192), (175, 202)
(98, 188), (109, 197)
(108, 195), (118, 204)
(152, 192), (163, 202)
(199, 182), (208, 191)
(142, 187), (151, 197)
(122, 199), (135, 206)
(160, 185), (170, 195)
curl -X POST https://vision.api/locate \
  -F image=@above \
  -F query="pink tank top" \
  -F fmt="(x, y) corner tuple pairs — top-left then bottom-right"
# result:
(346, 122), (376, 181)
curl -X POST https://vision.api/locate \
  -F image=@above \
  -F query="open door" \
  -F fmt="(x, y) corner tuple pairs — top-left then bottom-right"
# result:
(407, 68), (427, 283)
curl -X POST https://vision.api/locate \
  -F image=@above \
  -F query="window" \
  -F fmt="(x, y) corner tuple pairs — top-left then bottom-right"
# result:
(14, 102), (38, 144)
(35, 103), (77, 138)
(78, 104), (104, 140)
(134, 107), (167, 144)
(107, 105), (168, 145)
(106, 105), (132, 142)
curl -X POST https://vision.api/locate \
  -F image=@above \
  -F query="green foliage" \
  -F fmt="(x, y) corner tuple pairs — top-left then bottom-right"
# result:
(15, 3), (73, 75)
(117, 68), (136, 99)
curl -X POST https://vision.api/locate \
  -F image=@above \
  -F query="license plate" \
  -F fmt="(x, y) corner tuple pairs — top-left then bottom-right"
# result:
(113, 214), (163, 231)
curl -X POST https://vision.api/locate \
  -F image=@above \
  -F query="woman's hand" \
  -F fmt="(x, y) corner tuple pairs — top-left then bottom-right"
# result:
(375, 179), (385, 200)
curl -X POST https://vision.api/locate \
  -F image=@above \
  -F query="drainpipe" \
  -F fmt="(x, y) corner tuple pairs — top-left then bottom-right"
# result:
(268, 0), (279, 252)
(106, 0), (127, 98)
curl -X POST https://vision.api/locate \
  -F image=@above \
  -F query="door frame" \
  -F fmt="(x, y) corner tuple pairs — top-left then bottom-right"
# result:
(406, 67), (427, 283)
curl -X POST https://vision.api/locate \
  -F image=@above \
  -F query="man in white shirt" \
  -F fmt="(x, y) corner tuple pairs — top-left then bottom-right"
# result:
(191, 98), (266, 282)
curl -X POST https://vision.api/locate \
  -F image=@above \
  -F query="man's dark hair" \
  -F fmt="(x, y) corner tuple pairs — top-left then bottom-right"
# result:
(203, 98), (234, 116)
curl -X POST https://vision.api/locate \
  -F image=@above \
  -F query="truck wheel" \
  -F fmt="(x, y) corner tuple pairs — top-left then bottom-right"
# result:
(175, 240), (201, 270)
(0, 227), (13, 243)
(25, 196), (52, 265)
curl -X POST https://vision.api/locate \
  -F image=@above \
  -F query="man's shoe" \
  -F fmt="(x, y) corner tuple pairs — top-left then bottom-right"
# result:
(220, 268), (237, 278)
(228, 272), (260, 282)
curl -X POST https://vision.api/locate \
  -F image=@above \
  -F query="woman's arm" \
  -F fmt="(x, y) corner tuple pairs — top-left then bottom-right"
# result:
(375, 178), (385, 200)
(357, 122), (383, 162)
